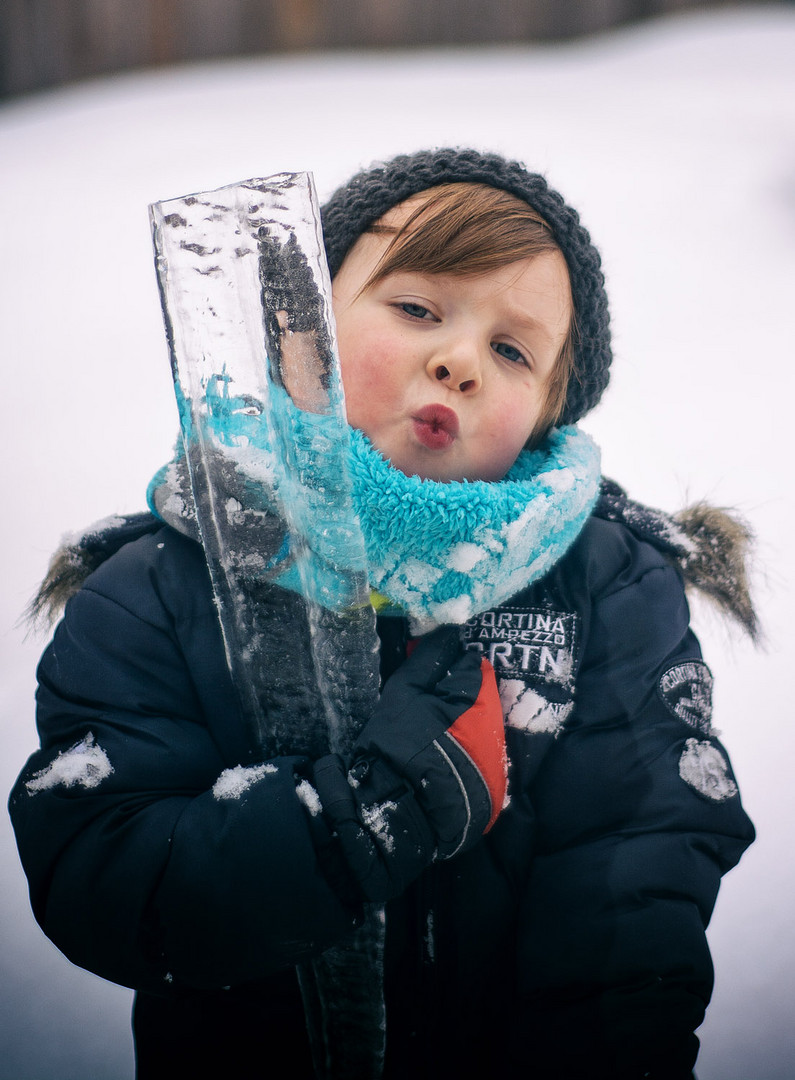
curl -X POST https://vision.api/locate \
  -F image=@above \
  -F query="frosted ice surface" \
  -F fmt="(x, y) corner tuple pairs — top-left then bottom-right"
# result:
(151, 172), (379, 758)
(161, 489), (191, 521)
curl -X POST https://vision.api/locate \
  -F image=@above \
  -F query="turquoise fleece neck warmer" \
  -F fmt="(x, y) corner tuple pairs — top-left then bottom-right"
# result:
(148, 413), (600, 631)
(346, 426), (599, 629)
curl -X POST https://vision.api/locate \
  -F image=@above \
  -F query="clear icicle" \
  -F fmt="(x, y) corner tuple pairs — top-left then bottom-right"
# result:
(150, 173), (385, 1077)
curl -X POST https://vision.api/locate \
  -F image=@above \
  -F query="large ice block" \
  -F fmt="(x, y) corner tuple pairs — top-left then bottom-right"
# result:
(150, 173), (385, 1077)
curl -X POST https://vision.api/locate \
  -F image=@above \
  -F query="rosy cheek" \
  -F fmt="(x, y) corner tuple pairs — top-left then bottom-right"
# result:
(341, 358), (380, 407)
(339, 346), (389, 432)
(341, 337), (395, 393)
(494, 395), (537, 445)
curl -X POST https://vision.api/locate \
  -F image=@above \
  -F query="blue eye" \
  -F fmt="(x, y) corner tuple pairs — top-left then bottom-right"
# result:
(493, 342), (526, 365)
(401, 302), (431, 319)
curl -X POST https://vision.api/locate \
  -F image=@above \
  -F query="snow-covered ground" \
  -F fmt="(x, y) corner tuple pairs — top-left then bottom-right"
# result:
(2, 5), (794, 1077)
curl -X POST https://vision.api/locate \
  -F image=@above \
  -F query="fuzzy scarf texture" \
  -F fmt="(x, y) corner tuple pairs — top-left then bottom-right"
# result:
(345, 427), (600, 628)
(147, 421), (602, 631)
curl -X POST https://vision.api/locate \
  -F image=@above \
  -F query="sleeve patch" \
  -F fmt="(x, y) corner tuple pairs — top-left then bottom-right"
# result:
(678, 738), (738, 803)
(658, 660), (714, 734)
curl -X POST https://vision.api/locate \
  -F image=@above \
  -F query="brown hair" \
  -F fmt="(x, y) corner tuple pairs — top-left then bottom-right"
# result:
(361, 183), (576, 447)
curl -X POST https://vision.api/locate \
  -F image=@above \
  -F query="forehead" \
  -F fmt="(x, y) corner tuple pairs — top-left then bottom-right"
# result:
(331, 226), (395, 299)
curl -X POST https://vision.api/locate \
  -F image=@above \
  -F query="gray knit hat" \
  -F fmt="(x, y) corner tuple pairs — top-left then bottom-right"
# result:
(321, 147), (611, 425)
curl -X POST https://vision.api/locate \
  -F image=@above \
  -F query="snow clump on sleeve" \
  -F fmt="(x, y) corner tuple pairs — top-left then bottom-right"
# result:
(26, 733), (114, 794)
(212, 762), (277, 800)
(295, 778), (323, 816)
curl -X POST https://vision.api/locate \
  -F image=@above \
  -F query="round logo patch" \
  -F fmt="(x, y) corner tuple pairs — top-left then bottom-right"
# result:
(678, 738), (738, 803)
(658, 660), (714, 735)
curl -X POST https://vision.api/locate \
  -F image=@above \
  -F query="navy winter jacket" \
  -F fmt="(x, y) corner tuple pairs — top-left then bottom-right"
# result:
(9, 513), (754, 1079)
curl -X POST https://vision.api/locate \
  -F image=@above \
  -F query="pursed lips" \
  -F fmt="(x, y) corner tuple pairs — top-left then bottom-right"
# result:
(411, 404), (459, 450)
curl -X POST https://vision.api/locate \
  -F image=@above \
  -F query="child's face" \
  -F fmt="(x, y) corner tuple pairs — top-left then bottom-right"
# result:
(332, 205), (572, 483)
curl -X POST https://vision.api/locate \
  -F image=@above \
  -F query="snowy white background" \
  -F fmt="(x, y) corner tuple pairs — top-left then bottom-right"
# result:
(1, 5), (793, 1077)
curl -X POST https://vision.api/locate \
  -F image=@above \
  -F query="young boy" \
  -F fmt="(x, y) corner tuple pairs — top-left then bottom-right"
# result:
(10, 148), (755, 1079)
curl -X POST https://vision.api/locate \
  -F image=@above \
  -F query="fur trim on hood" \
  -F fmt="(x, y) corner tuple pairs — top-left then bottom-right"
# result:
(26, 513), (160, 630)
(596, 479), (759, 642)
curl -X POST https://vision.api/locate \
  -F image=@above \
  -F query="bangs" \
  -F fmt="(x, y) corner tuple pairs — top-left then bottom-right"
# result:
(364, 182), (561, 284)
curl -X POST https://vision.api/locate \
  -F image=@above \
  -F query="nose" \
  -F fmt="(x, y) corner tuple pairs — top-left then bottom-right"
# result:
(427, 339), (482, 394)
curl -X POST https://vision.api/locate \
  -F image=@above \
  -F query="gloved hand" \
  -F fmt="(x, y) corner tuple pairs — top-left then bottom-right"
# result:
(258, 231), (326, 334)
(310, 627), (507, 903)
(258, 230), (334, 409)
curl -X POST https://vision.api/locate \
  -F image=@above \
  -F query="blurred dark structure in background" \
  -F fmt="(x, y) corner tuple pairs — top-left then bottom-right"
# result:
(1, 0), (738, 98)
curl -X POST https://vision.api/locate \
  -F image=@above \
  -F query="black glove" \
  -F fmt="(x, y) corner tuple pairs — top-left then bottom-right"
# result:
(310, 627), (507, 903)
(258, 230), (334, 403)
(258, 230), (326, 334)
